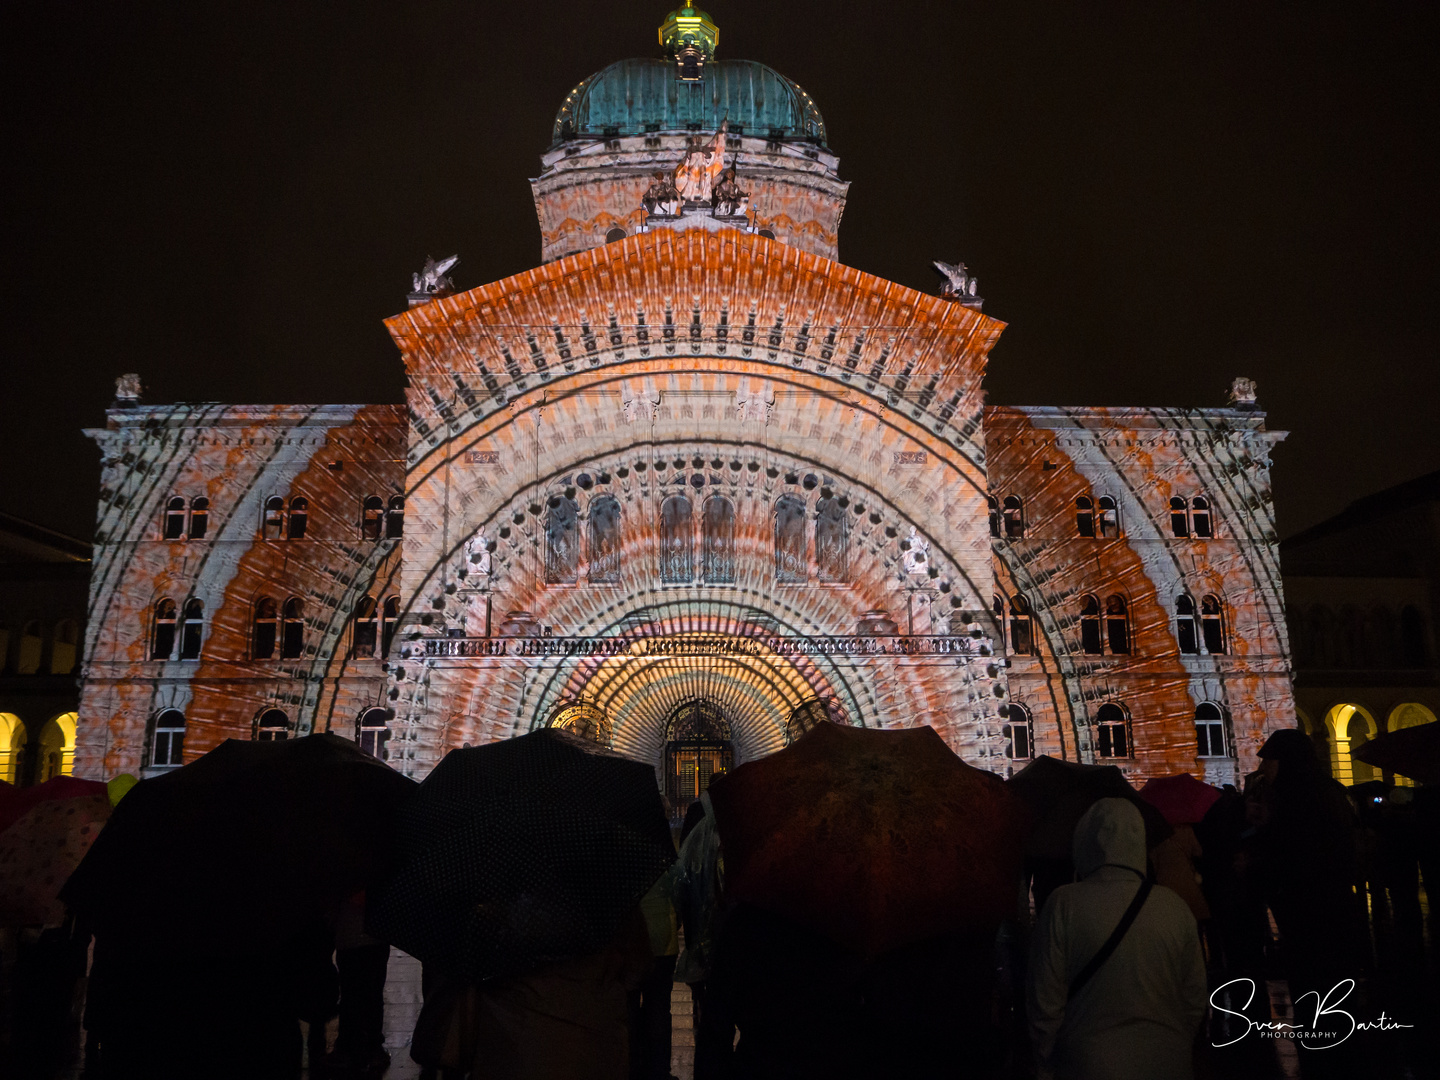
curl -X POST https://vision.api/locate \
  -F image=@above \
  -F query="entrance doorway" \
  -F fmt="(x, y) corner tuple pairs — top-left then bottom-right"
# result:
(664, 698), (733, 810)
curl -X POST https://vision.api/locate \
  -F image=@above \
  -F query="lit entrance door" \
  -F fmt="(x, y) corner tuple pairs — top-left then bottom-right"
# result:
(664, 699), (733, 808)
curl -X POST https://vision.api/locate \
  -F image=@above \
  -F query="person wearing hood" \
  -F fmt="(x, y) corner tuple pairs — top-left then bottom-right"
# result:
(1027, 798), (1207, 1080)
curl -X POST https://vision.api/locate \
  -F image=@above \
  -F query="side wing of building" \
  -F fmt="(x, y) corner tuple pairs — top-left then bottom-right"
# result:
(76, 403), (406, 777)
(985, 405), (1293, 782)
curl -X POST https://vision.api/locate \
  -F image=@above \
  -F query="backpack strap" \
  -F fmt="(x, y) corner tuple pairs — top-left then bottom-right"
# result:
(1067, 878), (1153, 999)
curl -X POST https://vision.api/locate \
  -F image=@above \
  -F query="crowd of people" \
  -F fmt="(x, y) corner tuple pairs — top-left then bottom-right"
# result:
(0, 725), (1435, 1079)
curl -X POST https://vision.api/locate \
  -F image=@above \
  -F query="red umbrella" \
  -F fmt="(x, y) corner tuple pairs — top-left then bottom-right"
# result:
(0, 792), (111, 927)
(1354, 721), (1440, 785)
(707, 723), (1031, 958)
(0, 775), (108, 834)
(1139, 773), (1224, 826)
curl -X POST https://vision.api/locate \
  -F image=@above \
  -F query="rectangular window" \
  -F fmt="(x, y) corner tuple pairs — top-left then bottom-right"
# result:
(1196, 722), (1227, 757)
(1097, 722), (1129, 758)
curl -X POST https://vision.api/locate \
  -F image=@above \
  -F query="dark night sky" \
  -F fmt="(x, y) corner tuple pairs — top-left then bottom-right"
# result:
(3, 1), (1437, 542)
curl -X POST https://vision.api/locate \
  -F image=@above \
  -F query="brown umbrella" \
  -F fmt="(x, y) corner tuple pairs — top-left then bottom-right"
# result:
(1354, 721), (1440, 784)
(0, 792), (111, 928)
(706, 722), (1031, 958)
(1006, 755), (1172, 858)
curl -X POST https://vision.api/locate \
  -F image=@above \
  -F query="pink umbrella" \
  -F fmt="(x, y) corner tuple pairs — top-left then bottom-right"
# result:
(0, 775), (108, 834)
(0, 792), (111, 927)
(1138, 772), (1224, 826)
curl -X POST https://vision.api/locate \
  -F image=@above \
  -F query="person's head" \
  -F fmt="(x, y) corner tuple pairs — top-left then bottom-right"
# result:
(1072, 798), (1147, 880)
(1258, 728), (1320, 783)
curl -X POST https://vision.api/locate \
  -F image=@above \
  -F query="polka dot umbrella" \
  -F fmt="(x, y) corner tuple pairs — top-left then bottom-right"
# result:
(368, 728), (675, 982)
(0, 792), (111, 928)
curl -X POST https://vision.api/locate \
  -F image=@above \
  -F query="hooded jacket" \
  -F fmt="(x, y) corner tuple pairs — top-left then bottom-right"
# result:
(1027, 798), (1207, 1080)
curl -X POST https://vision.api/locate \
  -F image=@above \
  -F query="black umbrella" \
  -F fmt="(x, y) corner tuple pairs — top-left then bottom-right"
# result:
(61, 733), (416, 953)
(1006, 755), (1172, 859)
(367, 728), (674, 982)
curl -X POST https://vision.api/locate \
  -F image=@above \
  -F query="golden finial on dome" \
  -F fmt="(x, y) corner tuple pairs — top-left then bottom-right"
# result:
(659, 6), (719, 81)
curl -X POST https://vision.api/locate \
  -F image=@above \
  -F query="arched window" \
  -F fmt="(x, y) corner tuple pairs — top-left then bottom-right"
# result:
(988, 496), (1001, 539)
(1201, 595), (1226, 654)
(1095, 703), (1130, 758)
(361, 496), (384, 540)
(281, 598), (305, 659)
(188, 496), (209, 539)
(661, 495), (694, 583)
(164, 497), (187, 540)
(255, 709), (289, 741)
(352, 596), (378, 658)
(1003, 496), (1025, 538)
(1097, 496), (1120, 538)
(1004, 703), (1033, 760)
(253, 597), (279, 660)
(37, 712), (77, 780)
(264, 496), (286, 539)
(605, 227), (627, 243)
(1176, 595), (1199, 655)
(1190, 496), (1212, 538)
(545, 497), (580, 584)
(1079, 595), (1103, 654)
(774, 495), (807, 582)
(1008, 595), (1034, 656)
(287, 496), (308, 540)
(1400, 606), (1428, 668)
(589, 496), (621, 583)
(386, 496), (405, 539)
(0, 713), (26, 784)
(50, 619), (78, 675)
(814, 497), (848, 583)
(1075, 496), (1095, 538)
(179, 598), (204, 660)
(991, 595), (1006, 652)
(357, 708), (392, 758)
(703, 496), (736, 584)
(17, 621), (43, 674)
(1169, 496), (1189, 538)
(151, 599), (177, 660)
(381, 596), (400, 657)
(1105, 595), (1130, 654)
(1195, 702), (1228, 758)
(150, 709), (186, 767)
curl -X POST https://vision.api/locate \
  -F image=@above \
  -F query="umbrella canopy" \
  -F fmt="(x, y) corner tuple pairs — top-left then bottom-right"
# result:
(1006, 755), (1172, 859)
(1139, 772), (1224, 826)
(0, 774), (108, 834)
(1354, 721), (1440, 785)
(0, 792), (110, 927)
(367, 728), (675, 982)
(706, 722), (1032, 958)
(61, 733), (416, 952)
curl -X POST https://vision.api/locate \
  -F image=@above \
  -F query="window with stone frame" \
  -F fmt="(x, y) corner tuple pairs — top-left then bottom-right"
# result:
(774, 495), (807, 583)
(1095, 703), (1131, 758)
(1176, 594), (1200, 655)
(661, 495), (694, 584)
(253, 597), (279, 660)
(1075, 496), (1095, 538)
(1169, 497), (1190, 538)
(588, 496), (622, 583)
(545, 497), (580, 584)
(988, 496), (1001, 539)
(1002, 496), (1025, 539)
(281, 598), (305, 659)
(179, 598), (204, 660)
(1005, 703), (1033, 759)
(1201, 595), (1227, 654)
(357, 708), (392, 758)
(703, 496), (736, 584)
(352, 595), (378, 658)
(1195, 702), (1229, 758)
(1008, 595), (1035, 656)
(1190, 496), (1213, 538)
(361, 496), (384, 540)
(151, 599), (177, 660)
(188, 497), (209, 539)
(1097, 496), (1120, 538)
(264, 496), (287, 540)
(150, 710), (186, 767)
(814, 496), (848, 583)
(1079, 595), (1103, 654)
(1105, 595), (1130, 655)
(386, 496), (405, 539)
(255, 709), (290, 741)
(287, 496), (308, 539)
(164, 497), (187, 540)
(381, 596), (400, 657)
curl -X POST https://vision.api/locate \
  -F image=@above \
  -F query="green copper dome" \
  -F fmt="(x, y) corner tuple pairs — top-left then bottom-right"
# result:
(552, 58), (827, 147)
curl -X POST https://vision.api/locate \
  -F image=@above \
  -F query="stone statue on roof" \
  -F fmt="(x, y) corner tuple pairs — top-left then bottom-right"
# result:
(115, 373), (143, 404)
(642, 171), (681, 216)
(711, 166), (749, 218)
(674, 120), (729, 204)
(412, 255), (459, 296)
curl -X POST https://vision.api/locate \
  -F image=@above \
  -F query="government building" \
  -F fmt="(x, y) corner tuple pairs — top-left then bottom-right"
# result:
(70, 7), (1295, 800)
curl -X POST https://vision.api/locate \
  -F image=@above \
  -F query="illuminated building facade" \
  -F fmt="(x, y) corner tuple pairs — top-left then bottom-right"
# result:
(73, 8), (1295, 796)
